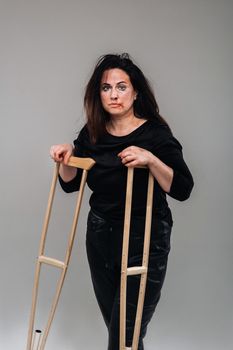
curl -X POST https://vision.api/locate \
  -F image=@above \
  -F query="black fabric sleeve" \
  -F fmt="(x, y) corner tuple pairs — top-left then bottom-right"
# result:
(167, 152), (194, 201)
(153, 130), (194, 201)
(58, 170), (82, 193)
(58, 127), (86, 193)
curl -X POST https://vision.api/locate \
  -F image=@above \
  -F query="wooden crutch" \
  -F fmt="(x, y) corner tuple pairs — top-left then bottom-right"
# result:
(120, 167), (154, 350)
(27, 156), (95, 350)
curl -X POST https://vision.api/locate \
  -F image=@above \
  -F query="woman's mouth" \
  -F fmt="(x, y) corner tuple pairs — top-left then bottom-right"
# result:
(109, 103), (121, 107)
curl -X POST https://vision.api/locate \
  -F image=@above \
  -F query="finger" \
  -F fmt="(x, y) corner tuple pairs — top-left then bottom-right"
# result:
(54, 149), (65, 162)
(63, 150), (72, 165)
(50, 145), (56, 156)
(121, 155), (135, 165)
(50, 146), (59, 161)
(121, 151), (133, 159)
(124, 160), (138, 167)
(49, 149), (54, 159)
(118, 146), (133, 157)
(118, 151), (127, 158)
(50, 144), (73, 162)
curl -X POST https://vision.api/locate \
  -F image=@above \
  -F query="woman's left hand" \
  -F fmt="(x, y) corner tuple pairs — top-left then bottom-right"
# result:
(119, 145), (174, 193)
(118, 146), (153, 167)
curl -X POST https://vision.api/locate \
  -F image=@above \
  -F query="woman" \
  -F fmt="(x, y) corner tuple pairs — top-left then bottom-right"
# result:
(50, 53), (194, 350)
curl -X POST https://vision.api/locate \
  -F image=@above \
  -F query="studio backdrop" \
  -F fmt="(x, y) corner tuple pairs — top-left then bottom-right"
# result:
(0, 1), (232, 349)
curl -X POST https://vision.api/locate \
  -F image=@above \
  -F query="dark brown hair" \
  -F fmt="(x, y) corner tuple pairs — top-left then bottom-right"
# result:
(84, 53), (169, 143)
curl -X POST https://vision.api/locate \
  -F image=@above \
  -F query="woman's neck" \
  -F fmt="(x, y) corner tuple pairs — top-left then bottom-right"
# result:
(107, 114), (147, 137)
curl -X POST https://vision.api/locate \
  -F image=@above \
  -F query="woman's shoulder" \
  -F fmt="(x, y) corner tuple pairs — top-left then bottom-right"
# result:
(74, 123), (89, 142)
(145, 119), (183, 151)
(145, 118), (172, 137)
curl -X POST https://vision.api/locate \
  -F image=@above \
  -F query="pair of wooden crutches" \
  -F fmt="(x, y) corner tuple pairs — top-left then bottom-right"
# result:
(27, 156), (154, 350)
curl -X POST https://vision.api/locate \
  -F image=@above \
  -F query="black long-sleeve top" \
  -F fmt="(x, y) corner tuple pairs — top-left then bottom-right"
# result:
(59, 120), (194, 224)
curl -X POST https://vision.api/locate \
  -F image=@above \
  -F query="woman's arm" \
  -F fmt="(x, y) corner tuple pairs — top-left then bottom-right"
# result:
(118, 146), (173, 193)
(118, 142), (194, 201)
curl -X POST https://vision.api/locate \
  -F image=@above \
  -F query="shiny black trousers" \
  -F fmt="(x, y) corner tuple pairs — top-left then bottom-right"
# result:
(86, 210), (171, 350)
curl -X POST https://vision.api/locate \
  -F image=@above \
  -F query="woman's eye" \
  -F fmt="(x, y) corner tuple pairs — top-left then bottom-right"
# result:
(101, 85), (111, 92)
(117, 85), (127, 91)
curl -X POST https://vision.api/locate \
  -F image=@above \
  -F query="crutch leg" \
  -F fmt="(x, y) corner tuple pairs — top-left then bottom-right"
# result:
(120, 167), (134, 350)
(131, 172), (154, 350)
(120, 168), (154, 350)
(27, 163), (59, 350)
(38, 167), (89, 349)
(27, 156), (95, 350)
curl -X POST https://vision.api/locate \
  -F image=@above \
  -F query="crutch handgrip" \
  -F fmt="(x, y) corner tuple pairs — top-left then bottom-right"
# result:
(67, 156), (95, 170)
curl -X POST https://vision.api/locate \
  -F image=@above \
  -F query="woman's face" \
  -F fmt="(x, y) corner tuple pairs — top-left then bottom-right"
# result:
(100, 68), (137, 119)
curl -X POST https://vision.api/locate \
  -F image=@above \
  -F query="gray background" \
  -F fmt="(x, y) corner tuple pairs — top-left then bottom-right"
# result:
(0, 0), (232, 349)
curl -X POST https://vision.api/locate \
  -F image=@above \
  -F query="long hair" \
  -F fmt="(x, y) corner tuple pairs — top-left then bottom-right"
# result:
(84, 53), (169, 143)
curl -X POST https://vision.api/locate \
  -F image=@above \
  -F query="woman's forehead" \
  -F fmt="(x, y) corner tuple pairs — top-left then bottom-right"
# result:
(101, 68), (130, 84)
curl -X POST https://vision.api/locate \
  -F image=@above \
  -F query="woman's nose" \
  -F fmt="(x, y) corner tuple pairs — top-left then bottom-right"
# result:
(110, 88), (118, 99)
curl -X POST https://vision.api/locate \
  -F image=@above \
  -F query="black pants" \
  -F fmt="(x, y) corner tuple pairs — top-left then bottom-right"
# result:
(86, 210), (171, 350)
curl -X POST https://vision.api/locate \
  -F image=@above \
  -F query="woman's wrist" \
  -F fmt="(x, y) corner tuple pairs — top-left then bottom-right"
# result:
(59, 163), (77, 182)
(147, 152), (159, 168)
(147, 152), (173, 192)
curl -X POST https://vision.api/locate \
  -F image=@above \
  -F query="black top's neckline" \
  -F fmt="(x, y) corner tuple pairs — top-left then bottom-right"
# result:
(105, 119), (150, 139)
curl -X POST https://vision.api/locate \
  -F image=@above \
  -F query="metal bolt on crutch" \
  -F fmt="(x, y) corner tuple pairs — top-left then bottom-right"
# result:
(120, 167), (154, 350)
(27, 156), (95, 350)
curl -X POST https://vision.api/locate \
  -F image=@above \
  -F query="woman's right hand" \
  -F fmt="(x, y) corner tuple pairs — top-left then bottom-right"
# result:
(50, 144), (74, 165)
(50, 144), (77, 182)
